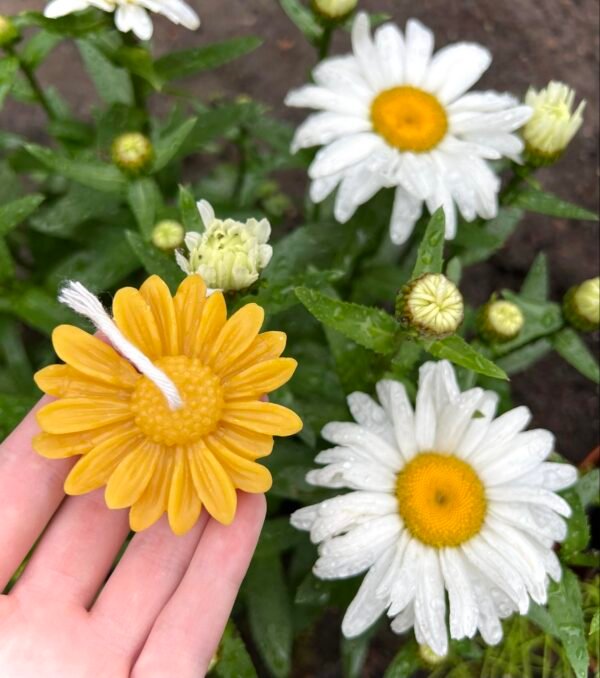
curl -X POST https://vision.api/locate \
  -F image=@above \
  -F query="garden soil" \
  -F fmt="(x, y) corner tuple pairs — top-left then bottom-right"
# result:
(1, 1), (598, 675)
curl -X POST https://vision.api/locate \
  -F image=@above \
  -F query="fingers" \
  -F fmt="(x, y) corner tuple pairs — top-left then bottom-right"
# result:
(0, 397), (74, 592)
(10, 488), (130, 608)
(132, 493), (266, 678)
(90, 513), (209, 658)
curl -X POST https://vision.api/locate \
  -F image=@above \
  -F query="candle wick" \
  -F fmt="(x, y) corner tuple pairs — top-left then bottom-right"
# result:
(58, 281), (184, 411)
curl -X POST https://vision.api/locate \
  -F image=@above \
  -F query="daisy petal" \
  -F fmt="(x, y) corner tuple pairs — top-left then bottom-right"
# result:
(207, 437), (272, 493)
(391, 604), (415, 634)
(312, 55), (371, 100)
(105, 441), (159, 509)
(130, 453), (173, 532)
(222, 401), (302, 436)
(173, 274), (207, 357)
(440, 548), (478, 639)
(37, 398), (132, 434)
(51, 325), (139, 388)
(168, 448), (202, 535)
(414, 549), (448, 656)
(112, 287), (162, 360)
(209, 426), (273, 460)
(189, 442), (237, 525)
(223, 358), (297, 399)
(376, 379), (418, 461)
(425, 43), (491, 103)
(309, 134), (384, 179)
(220, 331), (287, 379)
(351, 12), (385, 91)
(404, 18), (434, 86)
(208, 303), (264, 373)
(189, 291), (227, 361)
(285, 85), (369, 118)
(321, 421), (402, 469)
(292, 112), (372, 152)
(375, 23), (405, 86)
(44, 0), (91, 17)
(33, 419), (135, 460)
(389, 186), (423, 245)
(34, 364), (130, 400)
(334, 166), (385, 223)
(139, 275), (178, 356)
(346, 391), (394, 443)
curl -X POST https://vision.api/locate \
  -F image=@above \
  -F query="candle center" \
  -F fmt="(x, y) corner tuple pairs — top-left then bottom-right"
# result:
(130, 356), (224, 446)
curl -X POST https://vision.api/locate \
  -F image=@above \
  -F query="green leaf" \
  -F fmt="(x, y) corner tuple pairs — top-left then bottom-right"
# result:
(0, 318), (33, 393)
(181, 103), (251, 154)
(26, 145), (127, 194)
(295, 572), (331, 607)
(21, 30), (62, 69)
(106, 45), (162, 90)
(552, 328), (600, 384)
(341, 623), (380, 678)
(254, 518), (304, 559)
(546, 568), (589, 678)
(384, 639), (422, 678)
(0, 194), (45, 235)
(0, 393), (38, 441)
(573, 468), (599, 508)
(15, 10), (109, 36)
(411, 207), (445, 279)
(453, 207), (523, 266)
(590, 610), (600, 636)
(152, 117), (197, 171)
(520, 252), (549, 301)
(560, 487), (590, 560)
(513, 186), (598, 221)
(178, 184), (203, 232)
(77, 39), (133, 106)
(495, 337), (553, 375)
(127, 178), (160, 237)
(125, 231), (183, 292)
(244, 554), (293, 678)
(154, 37), (262, 82)
(279, 0), (323, 43)
(0, 56), (19, 109)
(0, 240), (14, 281)
(295, 287), (398, 355)
(427, 335), (508, 380)
(213, 621), (257, 678)
(445, 256), (462, 285)
(4, 286), (79, 335)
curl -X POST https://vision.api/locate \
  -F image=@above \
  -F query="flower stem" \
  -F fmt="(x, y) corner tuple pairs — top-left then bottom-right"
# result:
(5, 45), (54, 119)
(317, 25), (333, 60)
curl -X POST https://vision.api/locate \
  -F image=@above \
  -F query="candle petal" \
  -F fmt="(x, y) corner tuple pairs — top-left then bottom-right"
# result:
(208, 303), (265, 373)
(113, 287), (163, 360)
(223, 357), (298, 399)
(35, 364), (132, 400)
(140, 275), (179, 356)
(219, 331), (287, 379)
(130, 454), (174, 532)
(209, 426), (274, 461)
(105, 442), (160, 509)
(37, 398), (133, 434)
(222, 402), (303, 436)
(206, 437), (273, 493)
(189, 291), (227, 360)
(168, 448), (203, 535)
(189, 442), (237, 525)
(173, 274), (207, 357)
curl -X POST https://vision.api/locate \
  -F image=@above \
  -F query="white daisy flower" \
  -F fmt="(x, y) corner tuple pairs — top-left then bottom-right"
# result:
(291, 360), (577, 655)
(44, 0), (200, 41)
(286, 13), (532, 244)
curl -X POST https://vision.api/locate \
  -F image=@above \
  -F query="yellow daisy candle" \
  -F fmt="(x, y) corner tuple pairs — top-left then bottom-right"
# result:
(33, 274), (302, 535)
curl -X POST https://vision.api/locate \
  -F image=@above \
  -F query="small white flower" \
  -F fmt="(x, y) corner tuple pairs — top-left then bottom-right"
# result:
(44, 0), (200, 41)
(523, 81), (585, 161)
(175, 199), (273, 292)
(286, 12), (532, 244)
(291, 361), (577, 655)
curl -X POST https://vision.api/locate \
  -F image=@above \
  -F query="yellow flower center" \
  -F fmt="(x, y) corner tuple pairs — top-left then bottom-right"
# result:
(396, 452), (486, 547)
(130, 356), (224, 446)
(371, 86), (448, 152)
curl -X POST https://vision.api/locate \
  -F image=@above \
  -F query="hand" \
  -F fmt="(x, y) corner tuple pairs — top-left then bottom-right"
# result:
(0, 398), (266, 678)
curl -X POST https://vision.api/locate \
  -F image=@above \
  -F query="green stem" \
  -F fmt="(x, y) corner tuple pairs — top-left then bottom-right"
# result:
(500, 162), (534, 206)
(317, 25), (333, 60)
(5, 45), (54, 119)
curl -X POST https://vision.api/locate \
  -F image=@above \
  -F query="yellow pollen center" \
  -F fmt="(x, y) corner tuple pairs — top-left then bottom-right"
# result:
(130, 356), (224, 446)
(371, 86), (448, 152)
(396, 452), (486, 547)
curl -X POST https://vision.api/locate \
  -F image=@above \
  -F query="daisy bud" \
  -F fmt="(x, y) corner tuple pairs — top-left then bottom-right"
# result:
(478, 299), (525, 343)
(175, 199), (273, 292)
(396, 273), (464, 338)
(111, 132), (154, 174)
(419, 644), (447, 666)
(563, 277), (600, 332)
(0, 15), (19, 46)
(312, 0), (358, 20)
(523, 82), (586, 164)
(151, 220), (185, 251)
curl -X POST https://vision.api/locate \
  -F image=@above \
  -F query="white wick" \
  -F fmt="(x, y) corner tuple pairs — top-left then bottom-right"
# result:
(58, 281), (183, 410)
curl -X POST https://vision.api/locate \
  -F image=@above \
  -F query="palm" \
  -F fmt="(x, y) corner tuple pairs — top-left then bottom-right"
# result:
(0, 399), (266, 678)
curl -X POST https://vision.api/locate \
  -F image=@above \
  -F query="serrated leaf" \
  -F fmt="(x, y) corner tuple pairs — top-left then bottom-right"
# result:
(0, 194), (45, 235)
(513, 186), (598, 221)
(178, 184), (203, 232)
(244, 554), (293, 678)
(552, 328), (600, 384)
(77, 39), (133, 106)
(295, 287), (398, 355)
(411, 207), (445, 279)
(213, 621), (257, 678)
(154, 37), (262, 82)
(427, 335), (508, 380)
(127, 177), (160, 237)
(125, 230), (183, 292)
(279, 0), (323, 43)
(26, 144), (127, 194)
(520, 252), (549, 301)
(152, 117), (197, 171)
(496, 337), (553, 375)
(546, 568), (589, 678)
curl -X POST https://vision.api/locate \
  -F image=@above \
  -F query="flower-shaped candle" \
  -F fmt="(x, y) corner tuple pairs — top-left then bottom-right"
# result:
(33, 274), (302, 535)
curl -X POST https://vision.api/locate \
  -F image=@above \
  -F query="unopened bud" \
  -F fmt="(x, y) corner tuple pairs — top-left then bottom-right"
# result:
(152, 220), (185, 251)
(0, 15), (19, 47)
(396, 273), (464, 338)
(312, 0), (358, 20)
(563, 277), (599, 332)
(419, 644), (447, 665)
(111, 132), (154, 174)
(478, 299), (524, 343)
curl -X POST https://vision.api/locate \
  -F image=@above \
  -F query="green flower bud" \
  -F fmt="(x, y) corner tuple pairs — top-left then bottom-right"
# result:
(396, 273), (464, 338)
(563, 277), (599, 332)
(175, 199), (273, 292)
(0, 15), (19, 47)
(312, 0), (358, 20)
(523, 82), (585, 165)
(478, 299), (525, 343)
(111, 132), (154, 174)
(151, 220), (185, 251)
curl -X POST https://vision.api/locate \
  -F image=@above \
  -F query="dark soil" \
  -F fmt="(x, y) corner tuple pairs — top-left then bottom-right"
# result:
(1, 1), (598, 675)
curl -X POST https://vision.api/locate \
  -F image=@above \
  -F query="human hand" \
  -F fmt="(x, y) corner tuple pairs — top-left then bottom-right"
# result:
(0, 398), (266, 678)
